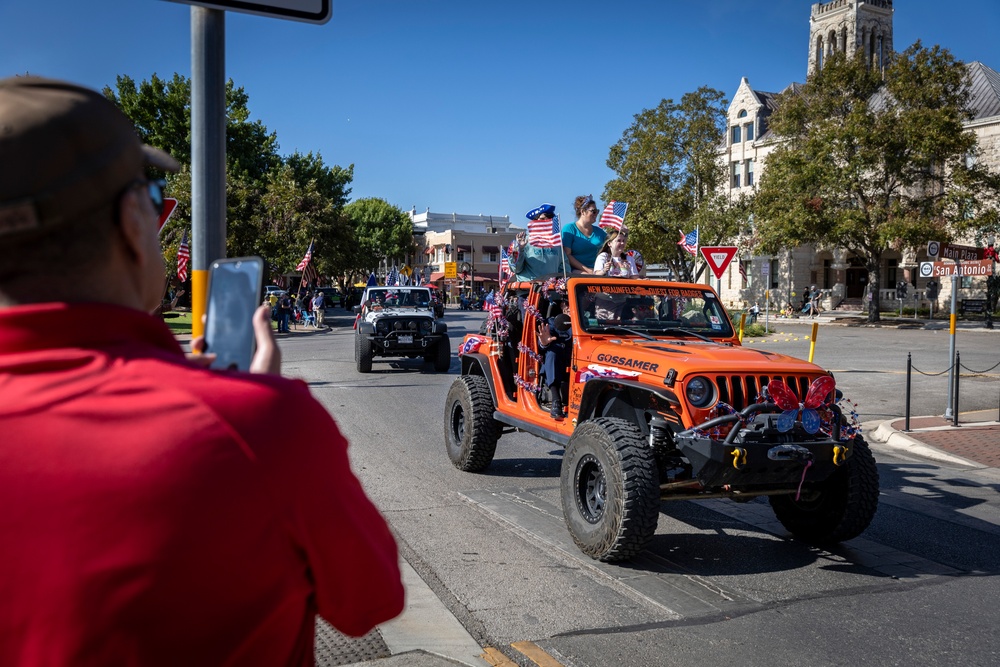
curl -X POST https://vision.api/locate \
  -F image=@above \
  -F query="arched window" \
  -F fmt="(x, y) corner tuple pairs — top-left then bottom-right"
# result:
(816, 35), (824, 70)
(738, 110), (748, 118)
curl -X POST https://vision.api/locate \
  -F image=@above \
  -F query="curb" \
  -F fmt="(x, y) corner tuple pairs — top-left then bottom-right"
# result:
(866, 419), (987, 468)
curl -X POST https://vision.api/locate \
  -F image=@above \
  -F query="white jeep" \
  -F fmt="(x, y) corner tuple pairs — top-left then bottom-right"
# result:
(353, 286), (450, 373)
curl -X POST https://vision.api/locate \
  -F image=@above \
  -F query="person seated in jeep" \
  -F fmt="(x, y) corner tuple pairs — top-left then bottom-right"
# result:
(537, 294), (572, 419)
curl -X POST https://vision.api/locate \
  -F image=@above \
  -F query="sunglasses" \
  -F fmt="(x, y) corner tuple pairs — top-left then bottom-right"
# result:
(126, 178), (167, 217)
(585, 206), (599, 213)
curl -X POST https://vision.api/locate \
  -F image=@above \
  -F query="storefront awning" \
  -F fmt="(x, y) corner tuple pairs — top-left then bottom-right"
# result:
(482, 245), (499, 254)
(456, 245), (471, 252)
(424, 246), (434, 255)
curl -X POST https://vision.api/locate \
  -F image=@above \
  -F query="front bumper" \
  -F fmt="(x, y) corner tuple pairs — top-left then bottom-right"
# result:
(673, 412), (852, 490)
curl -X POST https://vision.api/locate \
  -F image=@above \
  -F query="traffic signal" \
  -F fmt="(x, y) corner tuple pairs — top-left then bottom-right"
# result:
(925, 280), (939, 300)
(896, 281), (908, 300)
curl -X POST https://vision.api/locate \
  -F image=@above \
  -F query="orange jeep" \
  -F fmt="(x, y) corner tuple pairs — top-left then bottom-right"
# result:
(444, 275), (878, 562)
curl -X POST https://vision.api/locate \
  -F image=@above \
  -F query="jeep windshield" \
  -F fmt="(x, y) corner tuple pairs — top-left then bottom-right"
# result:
(574, 282), (735, 339)
(365, 288), (431, 308)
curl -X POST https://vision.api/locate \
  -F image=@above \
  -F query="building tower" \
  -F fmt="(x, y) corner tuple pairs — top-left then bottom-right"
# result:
(807, 0), (894, 77)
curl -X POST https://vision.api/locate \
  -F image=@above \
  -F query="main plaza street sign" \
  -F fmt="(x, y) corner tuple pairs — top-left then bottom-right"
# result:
(926, 241), (983, 262)
(166, 0), (332, 24)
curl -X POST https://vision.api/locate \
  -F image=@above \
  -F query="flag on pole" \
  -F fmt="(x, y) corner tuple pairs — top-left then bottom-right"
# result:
(296, 240), (318, 291)
(678, 229), (698, 256)
(528, 214), (562, 248)
(386, 265), (399, 287)
(598, 201), (628, 231)
(366, 272), (378, 287)
(499, 246), (511, 282)
(739, 260), (748, 286)
(176, 229), (190, 283)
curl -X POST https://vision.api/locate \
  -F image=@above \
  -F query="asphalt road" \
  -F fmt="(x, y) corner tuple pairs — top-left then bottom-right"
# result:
(282, 309), (1000, 667)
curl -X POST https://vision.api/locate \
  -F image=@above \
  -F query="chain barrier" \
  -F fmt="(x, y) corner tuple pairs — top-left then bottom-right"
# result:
(959, 359), (1000, 375)
(909, 361), (954, 377)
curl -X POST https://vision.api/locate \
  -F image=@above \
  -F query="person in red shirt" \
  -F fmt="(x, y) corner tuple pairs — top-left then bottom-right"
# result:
(0, 77), (403, 666)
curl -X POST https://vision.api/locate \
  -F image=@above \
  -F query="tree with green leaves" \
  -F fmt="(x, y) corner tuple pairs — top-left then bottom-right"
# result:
(753, 43), (989, 322)
(342, 198), (414, 286)
(604, 86), (742, 281)
(104, 73), (355, 289)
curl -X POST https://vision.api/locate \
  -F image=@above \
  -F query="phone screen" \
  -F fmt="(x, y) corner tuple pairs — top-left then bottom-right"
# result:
(204, 257), (264, 371)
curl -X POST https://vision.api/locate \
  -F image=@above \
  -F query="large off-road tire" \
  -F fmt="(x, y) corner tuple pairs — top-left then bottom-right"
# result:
(433, 335), (452, 372)
(444, 375), (498, 472)
(560, 418), (660, 562)
(769, 435), (879, 544)
(355, 334), (373, 373)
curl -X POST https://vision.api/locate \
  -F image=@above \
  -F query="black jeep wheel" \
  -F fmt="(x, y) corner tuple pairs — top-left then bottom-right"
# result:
(444, 375), (498, 472)
(355, 334), (373, 373)
(433, 334), (452, 372)
(560, 418), (659, 562)
(769, 435), (879, 544)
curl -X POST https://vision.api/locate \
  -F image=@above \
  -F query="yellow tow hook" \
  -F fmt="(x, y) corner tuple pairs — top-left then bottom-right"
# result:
(731, 447), (747, 470)
(832, 445), (847, 466)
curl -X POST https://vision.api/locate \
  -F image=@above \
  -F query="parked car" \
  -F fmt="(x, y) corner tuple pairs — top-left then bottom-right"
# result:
(313, 287), (342, 315)
(445, 275), (878, 562)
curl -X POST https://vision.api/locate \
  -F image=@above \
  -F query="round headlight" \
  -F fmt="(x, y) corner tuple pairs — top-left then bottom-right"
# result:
(685, 376), (715, 408)
(393, 321), (403, 330)
(409, 320), (418, 330)
(421, 320), (432, 332)
(376, 320), (387, 333)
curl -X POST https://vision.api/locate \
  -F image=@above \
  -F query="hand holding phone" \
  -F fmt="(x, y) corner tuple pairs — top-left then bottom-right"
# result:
(204, 257), (264, 371)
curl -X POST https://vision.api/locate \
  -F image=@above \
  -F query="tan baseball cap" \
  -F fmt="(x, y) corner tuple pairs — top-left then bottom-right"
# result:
(0, 76), (180, 237)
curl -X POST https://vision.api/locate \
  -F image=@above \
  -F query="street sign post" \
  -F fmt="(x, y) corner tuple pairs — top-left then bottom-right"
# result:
(700, 246), (739, 280)
(926, 241), (983, 262)
(920, 259), (993, 278)
(444, 262), (458, 279)
(166, 0), (332, 24)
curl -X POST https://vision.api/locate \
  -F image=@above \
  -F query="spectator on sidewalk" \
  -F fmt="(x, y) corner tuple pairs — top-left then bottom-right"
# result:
(0, 76), (403, 666)
(312, 290), (325, 327)
(278, 292), (293, 332)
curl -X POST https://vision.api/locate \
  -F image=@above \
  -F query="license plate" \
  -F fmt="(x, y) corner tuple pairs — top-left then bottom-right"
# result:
(398, 334), (413, 344)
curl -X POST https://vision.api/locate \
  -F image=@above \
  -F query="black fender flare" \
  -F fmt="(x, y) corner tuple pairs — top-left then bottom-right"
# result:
(358, 321), (375, 335)
(433, 321), (448, 334)
(461, 353), (498, 406)
(577, 379), (681, 434)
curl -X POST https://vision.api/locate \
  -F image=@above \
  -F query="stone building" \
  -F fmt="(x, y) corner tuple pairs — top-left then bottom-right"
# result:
(716, 0), (1000, 313)
(407, 208), (521, 300)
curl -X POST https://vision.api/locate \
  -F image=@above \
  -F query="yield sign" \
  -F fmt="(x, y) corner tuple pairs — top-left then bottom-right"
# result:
(700, 246), (739, 280)
(158, 198), (178, 236)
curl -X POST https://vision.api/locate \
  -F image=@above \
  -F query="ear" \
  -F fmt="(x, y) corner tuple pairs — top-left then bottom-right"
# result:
(116, 187), (150, 263)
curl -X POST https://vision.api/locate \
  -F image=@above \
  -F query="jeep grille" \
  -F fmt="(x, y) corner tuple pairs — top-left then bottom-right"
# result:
(714, 374), (816, 411)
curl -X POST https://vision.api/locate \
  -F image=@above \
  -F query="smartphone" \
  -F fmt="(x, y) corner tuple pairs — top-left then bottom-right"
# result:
(204, 256), (264, 371)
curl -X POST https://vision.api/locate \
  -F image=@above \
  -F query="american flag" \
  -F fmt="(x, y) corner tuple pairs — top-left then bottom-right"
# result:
(176, 229), (190, 283)
(678, 229), (698, 256)
(739, 260), (748, 285)
(386, 265), (399, 286)
(599, 201), (628, 230)
(499, 247), (511, 282)
(296, 240), (314, 271)
(296, 240), (318, 289)
(527, 215), (562, 248)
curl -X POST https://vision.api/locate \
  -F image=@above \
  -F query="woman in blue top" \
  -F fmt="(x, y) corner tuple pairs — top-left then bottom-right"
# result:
(561, 194), (608, 273)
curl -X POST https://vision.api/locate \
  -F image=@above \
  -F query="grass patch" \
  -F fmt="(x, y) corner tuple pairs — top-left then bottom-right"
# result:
(162, 311), (192, 335)
(741, 322), (774, 337)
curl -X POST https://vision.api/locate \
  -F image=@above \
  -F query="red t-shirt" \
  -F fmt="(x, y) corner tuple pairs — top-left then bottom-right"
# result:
(0, 303), (403, 666)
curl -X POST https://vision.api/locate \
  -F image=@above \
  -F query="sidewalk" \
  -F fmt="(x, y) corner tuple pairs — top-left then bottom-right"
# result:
(756, 309), (1000, 331)
(869, 409), (1000, 468)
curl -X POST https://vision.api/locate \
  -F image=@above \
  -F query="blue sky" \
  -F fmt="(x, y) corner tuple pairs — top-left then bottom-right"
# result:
(3, 0), (999, 224)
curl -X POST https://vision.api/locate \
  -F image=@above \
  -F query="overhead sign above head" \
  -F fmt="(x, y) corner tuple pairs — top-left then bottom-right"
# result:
(165, 0), (333, 25)
(699, 246), (739, 280)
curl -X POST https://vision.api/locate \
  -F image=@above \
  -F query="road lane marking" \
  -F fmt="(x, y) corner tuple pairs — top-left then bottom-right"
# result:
(511, 641), (565, 666)
(482, 647), (519, 666)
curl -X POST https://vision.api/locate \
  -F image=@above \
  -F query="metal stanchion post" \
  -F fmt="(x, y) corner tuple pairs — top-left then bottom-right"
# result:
(953, 350), (960, 427)
(905, 352), (911, 432)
